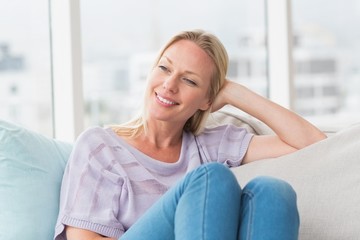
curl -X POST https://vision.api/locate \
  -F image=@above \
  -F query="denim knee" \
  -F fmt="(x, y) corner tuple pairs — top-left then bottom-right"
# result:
(239, 176), (300, 240)
(191, 163), (240, 193)
(205, 163), (238, 183)
(243, 176), (298, 212)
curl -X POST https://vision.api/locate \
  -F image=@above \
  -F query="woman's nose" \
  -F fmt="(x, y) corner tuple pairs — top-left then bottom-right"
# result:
(163, 75), (178, 93)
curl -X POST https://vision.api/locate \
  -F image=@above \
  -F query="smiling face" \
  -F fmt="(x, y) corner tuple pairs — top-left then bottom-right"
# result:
(144, 39), (215, 127)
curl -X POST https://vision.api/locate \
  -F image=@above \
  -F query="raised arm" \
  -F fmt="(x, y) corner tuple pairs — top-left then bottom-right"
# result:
(212, 80), (327, 163)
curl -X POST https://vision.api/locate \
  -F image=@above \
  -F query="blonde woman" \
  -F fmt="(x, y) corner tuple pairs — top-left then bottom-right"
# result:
(54, 30), (326, 240)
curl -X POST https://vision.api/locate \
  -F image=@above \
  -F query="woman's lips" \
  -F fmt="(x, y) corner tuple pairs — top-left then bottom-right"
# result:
(155, 93), (179, 105)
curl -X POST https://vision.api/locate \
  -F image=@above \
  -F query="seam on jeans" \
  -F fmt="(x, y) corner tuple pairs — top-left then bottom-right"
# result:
(202, 165), (209, 240)
(243, 190), (254, 240)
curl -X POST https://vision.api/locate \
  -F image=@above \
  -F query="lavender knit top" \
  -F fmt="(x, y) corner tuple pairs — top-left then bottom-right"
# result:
(54, 124), (253, 239)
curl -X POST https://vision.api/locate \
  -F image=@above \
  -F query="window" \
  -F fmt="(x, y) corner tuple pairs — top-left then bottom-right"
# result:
(80, 0), (267, 128)
(6, 0), (355, 139)
(292, 0), (360, 127)
(0, 0), (53, 136)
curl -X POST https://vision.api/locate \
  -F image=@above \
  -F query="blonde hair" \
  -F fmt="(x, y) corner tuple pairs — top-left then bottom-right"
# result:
(113, 29), (228, 137)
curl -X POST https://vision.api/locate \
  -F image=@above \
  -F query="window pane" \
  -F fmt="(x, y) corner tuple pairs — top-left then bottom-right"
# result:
(292, 0), (360, 128)
(81, 0), (267, 127)
(0, 0), (53, 136)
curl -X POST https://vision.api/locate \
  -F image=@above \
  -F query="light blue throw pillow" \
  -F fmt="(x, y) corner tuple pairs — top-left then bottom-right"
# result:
(0, 120), (72, 240)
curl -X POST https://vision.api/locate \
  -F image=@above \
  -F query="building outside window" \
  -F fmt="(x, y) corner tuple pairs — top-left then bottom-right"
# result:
(2, 0), (359, 137)
(0, 0), (53, 136)
(292, 0), (360, 128)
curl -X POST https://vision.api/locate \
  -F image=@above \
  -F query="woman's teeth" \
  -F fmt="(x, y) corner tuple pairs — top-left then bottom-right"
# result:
(157, 94), (177, 105)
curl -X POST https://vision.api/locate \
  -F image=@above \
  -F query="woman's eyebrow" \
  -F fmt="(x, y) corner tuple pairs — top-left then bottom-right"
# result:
(162, 56), (201, 78)
(161, 56), (172, 64)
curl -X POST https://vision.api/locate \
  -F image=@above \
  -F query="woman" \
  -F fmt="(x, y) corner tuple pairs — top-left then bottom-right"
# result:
(54, 30), (326, 240)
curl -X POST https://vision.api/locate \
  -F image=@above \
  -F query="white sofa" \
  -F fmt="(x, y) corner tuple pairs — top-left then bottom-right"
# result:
(1, 111), (359, 239)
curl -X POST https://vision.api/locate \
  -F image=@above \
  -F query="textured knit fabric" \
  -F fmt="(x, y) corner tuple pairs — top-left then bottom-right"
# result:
(54, 124), (253, 239)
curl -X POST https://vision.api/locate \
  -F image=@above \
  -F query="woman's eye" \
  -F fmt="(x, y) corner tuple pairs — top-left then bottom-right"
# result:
(159, 65), (168, 72)
(183, 78), (197, 86)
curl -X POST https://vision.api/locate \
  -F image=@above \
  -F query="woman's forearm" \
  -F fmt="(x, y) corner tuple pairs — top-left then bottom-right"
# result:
(66, 226), (117, 240)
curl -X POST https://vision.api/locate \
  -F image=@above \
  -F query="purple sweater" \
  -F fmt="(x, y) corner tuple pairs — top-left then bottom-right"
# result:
(54, 124), (253, 239)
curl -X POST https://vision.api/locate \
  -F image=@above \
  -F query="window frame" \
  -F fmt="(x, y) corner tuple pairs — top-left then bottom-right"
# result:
(50, 0), (84, 141)
(266, 0), (294, 109)
(50, 0), (293, 141)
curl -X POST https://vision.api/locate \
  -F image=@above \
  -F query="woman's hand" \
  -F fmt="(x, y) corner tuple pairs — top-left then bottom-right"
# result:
(210, 80), (231, 112)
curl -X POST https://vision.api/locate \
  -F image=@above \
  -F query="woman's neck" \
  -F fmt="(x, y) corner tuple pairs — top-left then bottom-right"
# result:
(143, 120), (184, 148)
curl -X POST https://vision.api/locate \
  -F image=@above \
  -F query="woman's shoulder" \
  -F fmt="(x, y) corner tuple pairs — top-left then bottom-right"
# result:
(69, 127), (131, 168)
(201, 124), (250, 136)
(193, 124), (254, 166)
(73, 126), (118, 149)
(196, 124), (253, 145)
(80, 125), (107, 134)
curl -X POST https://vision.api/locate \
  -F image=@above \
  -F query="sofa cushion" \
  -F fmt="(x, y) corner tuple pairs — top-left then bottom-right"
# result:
(0, 120), (72, 240)
(232, 123), (360, 240)
(1, 111), (360, 240)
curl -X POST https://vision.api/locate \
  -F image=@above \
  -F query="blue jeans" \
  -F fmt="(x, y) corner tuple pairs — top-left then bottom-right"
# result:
(121, 162), (299, 240)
